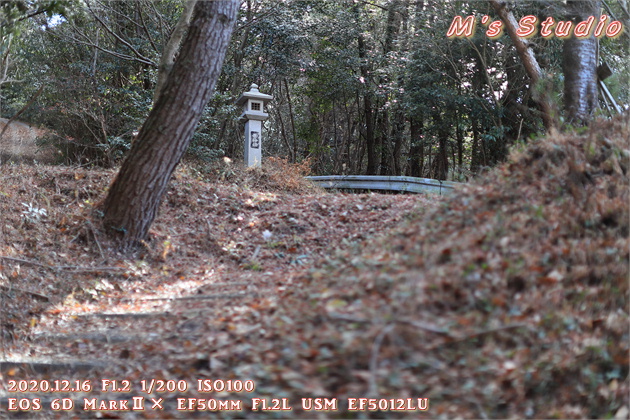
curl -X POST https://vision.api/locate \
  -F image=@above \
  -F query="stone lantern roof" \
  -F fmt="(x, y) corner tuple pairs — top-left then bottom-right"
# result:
(236, 84), (273, 107)
(236, 84), (272, 121)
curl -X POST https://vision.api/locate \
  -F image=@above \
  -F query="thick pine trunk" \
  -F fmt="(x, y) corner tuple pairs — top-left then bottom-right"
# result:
(563, 0), (600, 125)
(101, 0), (239, 248)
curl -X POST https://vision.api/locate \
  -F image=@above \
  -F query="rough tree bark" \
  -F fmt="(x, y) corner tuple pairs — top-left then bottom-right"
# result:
(101, 0), (239, 248)
(563, 0), (601, 125)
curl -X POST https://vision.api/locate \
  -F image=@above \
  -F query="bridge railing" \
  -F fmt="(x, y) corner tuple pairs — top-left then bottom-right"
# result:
(306, 175), (462, 195)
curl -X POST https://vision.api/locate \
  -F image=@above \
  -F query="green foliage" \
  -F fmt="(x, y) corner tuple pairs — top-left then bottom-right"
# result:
(1, 0), (178, 165)
(2, 0), (627, 175)
(1, 0), (73, 32)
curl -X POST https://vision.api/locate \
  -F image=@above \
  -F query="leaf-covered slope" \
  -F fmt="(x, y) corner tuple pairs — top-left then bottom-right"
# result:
(0, 116), (627, 419)
(244, 115), (629, 418)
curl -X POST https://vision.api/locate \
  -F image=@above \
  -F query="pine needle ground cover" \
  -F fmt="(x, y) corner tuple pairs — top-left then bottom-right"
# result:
(0, 114), (628, 419)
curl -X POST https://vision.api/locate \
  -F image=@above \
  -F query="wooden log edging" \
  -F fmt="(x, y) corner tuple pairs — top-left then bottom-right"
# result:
(306, 175), (462, 195)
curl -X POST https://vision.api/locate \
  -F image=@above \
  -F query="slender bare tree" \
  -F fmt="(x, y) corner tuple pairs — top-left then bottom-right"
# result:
(488, 0), (556, 130)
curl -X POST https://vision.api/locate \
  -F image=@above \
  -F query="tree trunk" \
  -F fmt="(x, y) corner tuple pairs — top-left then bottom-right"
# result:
(355, 4), (377, 175)
(377, 112), (389, 175)
(377, 0), (403, 176)
(563, 0), (600, 125)
(391, 106), (405, 175)
(434, 114), (449, 180)
(456, 115), (463, 168)
(285, 78), (298, 163)
(408, 118), (424, 177)
(101, 0), (239, 248)
(470, 120), (480, 173)
(153, 0), (197, 105)
(437, 136), (448, 181)
(358, 33), (377, 175)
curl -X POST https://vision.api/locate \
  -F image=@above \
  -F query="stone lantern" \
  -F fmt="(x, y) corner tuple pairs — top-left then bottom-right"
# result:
(236, 83), (273, 167)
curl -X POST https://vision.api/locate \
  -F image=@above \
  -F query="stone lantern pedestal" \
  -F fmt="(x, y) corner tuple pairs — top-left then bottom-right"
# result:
(236, 84), (273, 167)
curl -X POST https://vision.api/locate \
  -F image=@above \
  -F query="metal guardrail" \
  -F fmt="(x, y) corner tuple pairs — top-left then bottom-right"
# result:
(306, 175), (462, 195)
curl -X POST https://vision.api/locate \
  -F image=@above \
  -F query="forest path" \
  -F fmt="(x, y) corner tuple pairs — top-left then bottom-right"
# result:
(0, 163), (432, 418)
(0, 118), (34, 131)
(3, 273), (278, 413)
(0, 118), (51, 163)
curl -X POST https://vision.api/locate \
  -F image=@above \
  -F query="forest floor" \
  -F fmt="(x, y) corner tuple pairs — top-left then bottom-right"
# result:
(0, 114), (628, 419)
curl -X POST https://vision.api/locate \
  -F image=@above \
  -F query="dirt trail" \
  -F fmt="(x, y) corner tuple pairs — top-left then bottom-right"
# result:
(0, 118), (50, 163)
(0, 164), (430, 418)
(0, 118), (34, 131)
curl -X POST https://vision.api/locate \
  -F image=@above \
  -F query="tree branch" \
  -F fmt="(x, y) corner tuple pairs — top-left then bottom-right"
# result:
(0, 256), (125, 273)
(0, 284), (49, 301)
(137, 3), (160, 54)
(58, 29), (156, 67)
(328, 313), (453, 336)
(85, 0), (157, 67)
(488, 0), (556, 129)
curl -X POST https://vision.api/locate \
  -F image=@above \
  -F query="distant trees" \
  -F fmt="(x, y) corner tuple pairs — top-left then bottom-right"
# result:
(0, 0), (72, 127)
(2, 0), (628, 179)
(1, 0), (185, 164)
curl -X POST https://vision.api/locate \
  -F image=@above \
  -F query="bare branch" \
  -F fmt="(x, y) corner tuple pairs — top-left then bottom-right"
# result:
(84, 0), (157, 67)
(450, 323), (530, 343)
(57, 29), (156, 67)
(137, 3), (160, 54)
(144, 0), (170, 42)
(0, 256), (126, 273)
(0, 284), (49, 301)
(488, 0), (555, 129)
(328, 312), (453, 336)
